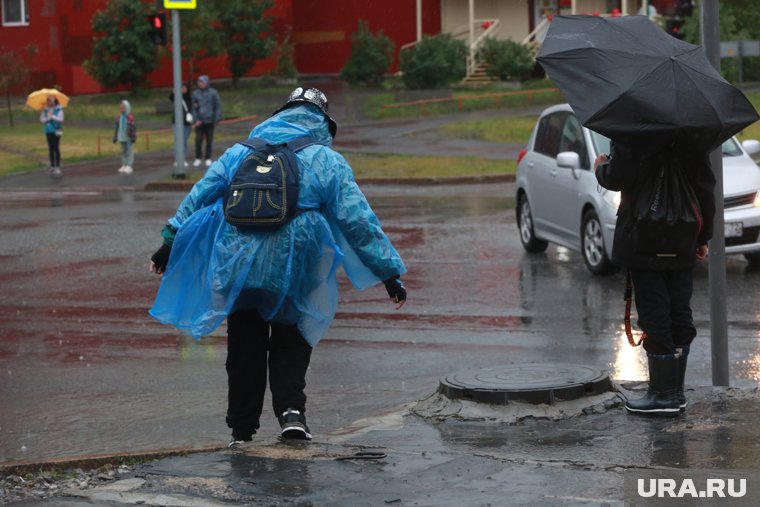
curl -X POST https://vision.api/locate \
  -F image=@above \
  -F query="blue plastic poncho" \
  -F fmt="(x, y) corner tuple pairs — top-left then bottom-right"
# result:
(149, 104), (406, 346)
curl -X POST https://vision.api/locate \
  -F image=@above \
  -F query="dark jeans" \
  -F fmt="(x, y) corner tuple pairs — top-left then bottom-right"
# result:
(225, 308), (312, 435)
(195, 123), (215, 160)
(630, 268), (696, 355)
(46, 132), (60, 167)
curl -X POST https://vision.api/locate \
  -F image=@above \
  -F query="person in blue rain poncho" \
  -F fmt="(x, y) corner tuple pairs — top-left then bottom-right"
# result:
(148, 87), (407, 445)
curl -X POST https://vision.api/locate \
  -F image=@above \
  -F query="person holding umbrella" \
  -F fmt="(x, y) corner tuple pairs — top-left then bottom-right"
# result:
(538, 14), (758, 416)
(26, 88), (69, 177)
(40, 95), (64, 177)
(594, 141), (714, 415)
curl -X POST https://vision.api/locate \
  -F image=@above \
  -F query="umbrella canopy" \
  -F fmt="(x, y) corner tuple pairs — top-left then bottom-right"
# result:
(26, 88), (70, 111)
(537, 15), (759, 154)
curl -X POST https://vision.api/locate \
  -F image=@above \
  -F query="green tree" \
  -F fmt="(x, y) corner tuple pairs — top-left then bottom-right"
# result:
(213, 0), (275, 87)
(679, 1), (759, 84)
(0, 44), (37, 127)
(340, 20), (395, 87)
(478, 37), (534, 82)
(399, 34), (467, 89)
(177, 3), (223, 83)
(84, 0), (158, 93)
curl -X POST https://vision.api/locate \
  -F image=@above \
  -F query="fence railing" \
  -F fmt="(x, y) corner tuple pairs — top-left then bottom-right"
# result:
(378, 88), (561, 117)
(96, 114), (258, 156)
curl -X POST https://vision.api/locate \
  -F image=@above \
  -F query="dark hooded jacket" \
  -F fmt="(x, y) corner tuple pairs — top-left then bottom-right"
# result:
(595, 141), (716, 270)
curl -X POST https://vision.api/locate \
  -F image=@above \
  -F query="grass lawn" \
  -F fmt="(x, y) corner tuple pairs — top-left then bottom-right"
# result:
(435, 89), (760, 146)
(436, 116), (537, 144)
(343, 152), (514, 179)
(2, 81), (758, 179)
(0, 123), (245, 177)
(175, 152), (514, 183)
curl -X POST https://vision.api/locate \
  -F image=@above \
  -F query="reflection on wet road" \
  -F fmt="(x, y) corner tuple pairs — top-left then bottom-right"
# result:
(1, 183), (759, 464)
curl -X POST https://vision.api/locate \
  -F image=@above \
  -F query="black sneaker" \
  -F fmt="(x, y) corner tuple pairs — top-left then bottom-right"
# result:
(278, 409), (312, 440)
(228, 430), (254, 448)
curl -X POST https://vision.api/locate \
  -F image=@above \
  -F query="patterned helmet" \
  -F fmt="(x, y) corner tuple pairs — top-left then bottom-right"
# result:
(272, 87), (337, 138)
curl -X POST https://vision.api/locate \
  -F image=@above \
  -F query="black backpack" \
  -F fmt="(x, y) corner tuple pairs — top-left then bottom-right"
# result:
(224, 136), (320, 230)
(633, 151), (702, 258)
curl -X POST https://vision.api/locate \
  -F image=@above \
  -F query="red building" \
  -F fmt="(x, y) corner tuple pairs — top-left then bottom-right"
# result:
(0, 0), (441, 95)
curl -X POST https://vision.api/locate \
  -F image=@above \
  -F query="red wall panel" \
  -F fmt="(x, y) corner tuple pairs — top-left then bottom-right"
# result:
(1, 0), (441, 95)
(293, 0), (441, 74)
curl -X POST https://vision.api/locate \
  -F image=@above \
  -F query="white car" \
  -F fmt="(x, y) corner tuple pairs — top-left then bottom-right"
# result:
(516, 103), (760, 275)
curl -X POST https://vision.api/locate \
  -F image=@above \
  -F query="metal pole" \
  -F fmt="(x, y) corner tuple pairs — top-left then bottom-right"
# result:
(171, 8), (185, 178)
(702, 0), (730, 386)
(416, 0), (422, 42)
(468, 0), (475, 75)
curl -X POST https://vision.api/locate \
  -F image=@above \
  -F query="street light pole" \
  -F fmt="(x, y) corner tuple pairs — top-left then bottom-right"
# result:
(171, 8), (185, 178)
(701, 0), (730, 386)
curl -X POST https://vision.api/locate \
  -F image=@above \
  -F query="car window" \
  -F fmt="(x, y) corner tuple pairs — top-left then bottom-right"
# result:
(559, 115), (589, 168)
(534, 112), (566, 158)
(722, 138), (742, 157)
(590, 130), (610, 158)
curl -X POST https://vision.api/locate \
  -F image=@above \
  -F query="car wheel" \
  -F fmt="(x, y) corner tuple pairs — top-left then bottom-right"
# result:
(744, 252), (760, 267)
(581, 209), (615, 275)
(517, 194), (548, 253)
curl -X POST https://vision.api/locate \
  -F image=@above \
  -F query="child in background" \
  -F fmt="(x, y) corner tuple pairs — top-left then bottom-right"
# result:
(113, 100), (137, 174)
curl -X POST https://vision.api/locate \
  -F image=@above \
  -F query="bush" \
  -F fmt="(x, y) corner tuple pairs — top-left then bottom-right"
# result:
(340, 20), (394, 87)
(399, 34), (467, 89)
(478, 37), (534, 82)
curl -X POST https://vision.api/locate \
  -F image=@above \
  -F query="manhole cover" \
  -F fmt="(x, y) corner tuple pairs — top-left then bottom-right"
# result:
(439, 363), (611, 405)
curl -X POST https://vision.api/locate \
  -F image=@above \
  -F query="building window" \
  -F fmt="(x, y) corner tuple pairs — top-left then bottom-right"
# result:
(2, 0), (29, 26)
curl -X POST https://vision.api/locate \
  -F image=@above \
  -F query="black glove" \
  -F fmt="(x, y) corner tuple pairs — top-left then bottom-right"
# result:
(150, 244), (172, 274)
(383, 276), (407, 304)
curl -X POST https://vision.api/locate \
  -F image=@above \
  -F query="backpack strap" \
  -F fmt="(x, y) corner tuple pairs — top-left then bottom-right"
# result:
(285, 136), (322, 152)
(237, 136), (322, 153)
(624, 270), (647, 347)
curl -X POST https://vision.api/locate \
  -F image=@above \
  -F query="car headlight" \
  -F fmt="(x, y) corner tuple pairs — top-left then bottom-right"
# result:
(755, 191), (760, 208)
(603, 190), (621, 209)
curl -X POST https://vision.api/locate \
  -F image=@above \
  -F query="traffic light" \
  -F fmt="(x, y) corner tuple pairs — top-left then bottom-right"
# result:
(665, 18), (685, 39)
(148, 12), (167, 45)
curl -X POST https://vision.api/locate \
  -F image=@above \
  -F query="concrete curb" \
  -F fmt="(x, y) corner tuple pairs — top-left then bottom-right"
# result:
(143, 173), (515, 192)
(0, 445), (227, 476)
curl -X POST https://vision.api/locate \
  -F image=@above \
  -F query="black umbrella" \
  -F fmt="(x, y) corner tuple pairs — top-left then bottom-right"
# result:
(537, 15), (759, 154)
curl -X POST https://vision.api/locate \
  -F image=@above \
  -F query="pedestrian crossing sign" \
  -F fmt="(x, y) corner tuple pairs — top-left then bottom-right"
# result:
(164, 0), (196, 8)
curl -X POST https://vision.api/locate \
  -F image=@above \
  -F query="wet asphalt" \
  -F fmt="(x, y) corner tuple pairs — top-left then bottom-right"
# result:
(2, 92), (760, 505)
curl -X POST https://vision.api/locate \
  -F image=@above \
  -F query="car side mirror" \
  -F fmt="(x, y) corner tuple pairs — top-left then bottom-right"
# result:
(742, 139), (760, 156)
(556, 151), (581, 169)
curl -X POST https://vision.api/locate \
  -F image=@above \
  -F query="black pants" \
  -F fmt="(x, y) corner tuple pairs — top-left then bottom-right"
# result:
(225, 308), (312, 435)
(630, 268), (696, 355)
(46, 132), (60, 167)
(195, 123), (215, 160)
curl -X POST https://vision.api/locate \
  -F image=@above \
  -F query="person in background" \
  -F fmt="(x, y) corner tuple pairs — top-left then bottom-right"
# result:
(40, 95), (63, 177)
(169, 83), (193, 168)
(191, 75), (221, 168)
(149, 87), (408, 446)
(113, 100), (137, 174)
(594, 141), (715, 416)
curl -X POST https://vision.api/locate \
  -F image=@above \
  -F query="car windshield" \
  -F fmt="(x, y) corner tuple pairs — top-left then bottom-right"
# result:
(722, 137), (742, 156)
(590, 131), (743, 158)
(590, 131), (610, 157)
